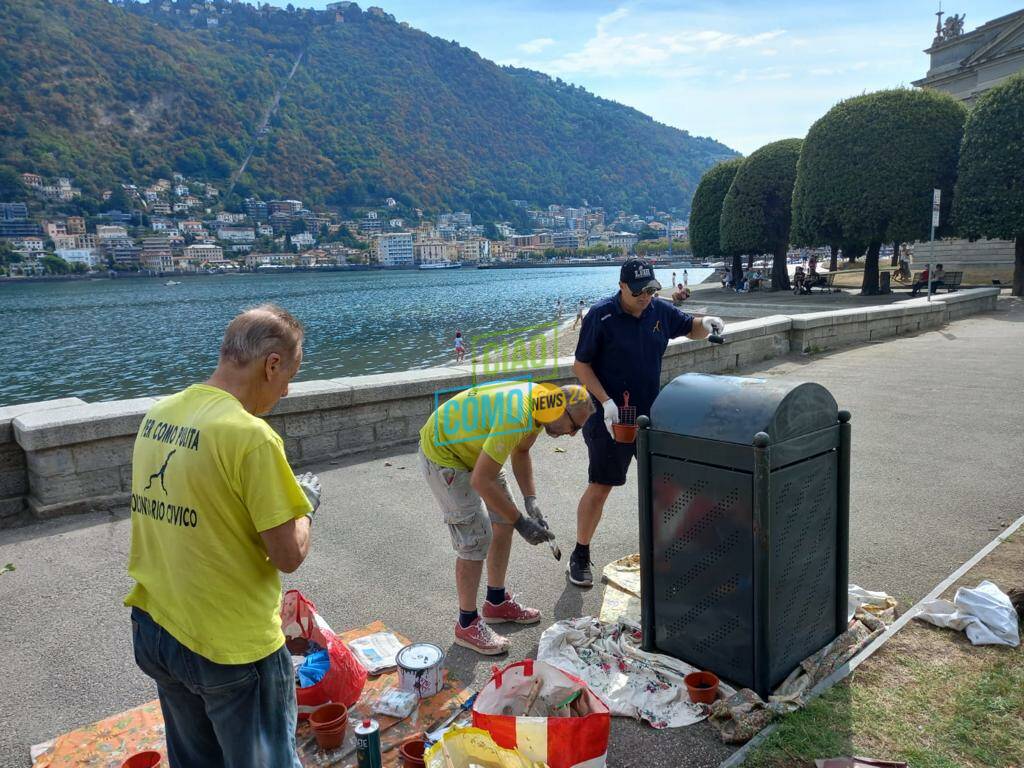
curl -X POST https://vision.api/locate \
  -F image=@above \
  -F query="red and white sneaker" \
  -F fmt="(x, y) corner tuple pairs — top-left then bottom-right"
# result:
(454, 617), (510, 656)
(482, 594), (541, 625)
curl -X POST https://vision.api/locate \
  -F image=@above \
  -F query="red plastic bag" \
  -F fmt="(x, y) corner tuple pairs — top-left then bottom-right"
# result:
(473, 660), (610, 768)
(280, 589), (367, 718)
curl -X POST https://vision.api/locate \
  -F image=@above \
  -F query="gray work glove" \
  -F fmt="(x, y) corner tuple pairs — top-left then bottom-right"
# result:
(514, 513), (555, 545)
(523, 495), (547, 528)
(296, 472), (322, 514)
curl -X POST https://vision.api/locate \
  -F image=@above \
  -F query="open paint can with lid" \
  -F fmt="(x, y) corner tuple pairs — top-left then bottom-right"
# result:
(396, 642), (445, 699)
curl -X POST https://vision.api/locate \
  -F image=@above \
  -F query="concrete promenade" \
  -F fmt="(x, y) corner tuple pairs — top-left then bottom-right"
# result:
(0, 297), (1020, 768)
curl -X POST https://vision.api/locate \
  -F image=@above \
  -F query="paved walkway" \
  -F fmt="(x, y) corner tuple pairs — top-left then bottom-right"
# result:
(0, 298), (1020, 768)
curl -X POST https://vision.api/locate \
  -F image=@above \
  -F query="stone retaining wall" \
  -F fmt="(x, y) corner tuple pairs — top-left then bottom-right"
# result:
(4, 288), (1000, 526)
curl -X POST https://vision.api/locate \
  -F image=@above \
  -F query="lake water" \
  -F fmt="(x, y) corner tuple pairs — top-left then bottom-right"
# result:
(0, 265), (713, 406)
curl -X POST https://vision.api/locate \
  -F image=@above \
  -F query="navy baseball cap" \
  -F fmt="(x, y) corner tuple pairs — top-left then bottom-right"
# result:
(620, 258), (661, 293)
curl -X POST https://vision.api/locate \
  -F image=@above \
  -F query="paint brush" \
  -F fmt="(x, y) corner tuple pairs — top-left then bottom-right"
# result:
(524, 505), (561, 561)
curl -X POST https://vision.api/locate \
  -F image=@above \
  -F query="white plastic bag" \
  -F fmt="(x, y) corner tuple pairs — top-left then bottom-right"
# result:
(915, 580), (1020, 647)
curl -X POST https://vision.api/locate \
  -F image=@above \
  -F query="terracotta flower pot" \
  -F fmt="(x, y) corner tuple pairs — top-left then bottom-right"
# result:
(312, 724), (346, 751)
(612, 422), (637, 444)
(121, 751), (163, 768)
(310, 703), (349, 751)
(399, 735), (427, 768)
(684, 671), (720, 704)
(309, 703), (348, 730)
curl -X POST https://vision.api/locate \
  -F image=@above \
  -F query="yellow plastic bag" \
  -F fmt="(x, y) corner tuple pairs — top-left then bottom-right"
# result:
(424, 726), (548, 768)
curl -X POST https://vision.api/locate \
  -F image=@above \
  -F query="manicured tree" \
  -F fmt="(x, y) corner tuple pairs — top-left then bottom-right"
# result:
(953, 73), (1024, 296)
(719, 139), (802, 290)
(690, 157), (744, 284)
(792, 89), (966, 294)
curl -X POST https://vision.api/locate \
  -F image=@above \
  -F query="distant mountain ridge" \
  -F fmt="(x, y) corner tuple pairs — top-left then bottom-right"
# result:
(0, 0), (739, 219)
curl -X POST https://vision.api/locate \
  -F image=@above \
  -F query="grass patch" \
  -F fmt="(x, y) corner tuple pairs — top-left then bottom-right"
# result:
(745, 629), (1024, 767)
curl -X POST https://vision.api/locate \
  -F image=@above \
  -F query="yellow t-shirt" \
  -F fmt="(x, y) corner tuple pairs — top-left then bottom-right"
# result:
(420, 381), (542, 470)
(124, 383), (312, 665)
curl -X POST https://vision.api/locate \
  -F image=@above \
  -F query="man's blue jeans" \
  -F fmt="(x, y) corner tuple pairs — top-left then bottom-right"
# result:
(131, 607), (302, 768)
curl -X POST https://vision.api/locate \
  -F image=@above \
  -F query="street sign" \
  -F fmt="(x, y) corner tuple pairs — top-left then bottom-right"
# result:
(932, 188), (941, 228)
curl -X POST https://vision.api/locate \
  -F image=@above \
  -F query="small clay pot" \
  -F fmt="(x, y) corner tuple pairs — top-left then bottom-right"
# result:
(312, 724), (346, 751)
(121, 751), (163, 768)
(399, 735), (427, 768)
(684, 671), (720, 704)
(309, 703), (348, 730)
(612, 423), (637, 444)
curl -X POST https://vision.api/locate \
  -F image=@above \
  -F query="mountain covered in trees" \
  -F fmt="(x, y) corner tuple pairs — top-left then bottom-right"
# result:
(0, 0), (738, 220)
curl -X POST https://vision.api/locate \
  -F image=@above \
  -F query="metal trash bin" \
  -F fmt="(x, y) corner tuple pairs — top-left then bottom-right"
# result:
(636, 373), (850, 698)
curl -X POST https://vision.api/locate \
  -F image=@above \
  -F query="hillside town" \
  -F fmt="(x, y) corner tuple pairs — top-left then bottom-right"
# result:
(0, 170), (691, 277)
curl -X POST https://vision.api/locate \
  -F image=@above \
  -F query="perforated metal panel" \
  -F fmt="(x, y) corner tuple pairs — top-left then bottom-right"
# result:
(767, 452), (839, 686)
(650, 455), (754, 685)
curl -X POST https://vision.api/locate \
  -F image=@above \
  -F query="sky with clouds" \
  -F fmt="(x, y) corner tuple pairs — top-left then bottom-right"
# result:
(280, 1), (1022, 154)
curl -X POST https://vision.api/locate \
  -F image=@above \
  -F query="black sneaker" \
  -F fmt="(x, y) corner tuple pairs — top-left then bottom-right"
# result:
(567, 552), (594, 587)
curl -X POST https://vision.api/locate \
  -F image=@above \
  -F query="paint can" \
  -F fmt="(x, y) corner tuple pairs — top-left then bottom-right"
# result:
(354, 718), (382, 768)
(396, 642), (445, 698)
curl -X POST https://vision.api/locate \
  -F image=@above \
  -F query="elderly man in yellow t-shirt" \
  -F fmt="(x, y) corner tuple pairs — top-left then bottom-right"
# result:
(418, 381), (594, 655)
(125, 304), (318, 768)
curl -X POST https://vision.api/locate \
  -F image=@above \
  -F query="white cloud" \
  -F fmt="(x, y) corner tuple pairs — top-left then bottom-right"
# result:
(518, 37), (555, 54)
(526, 7), (786, 78)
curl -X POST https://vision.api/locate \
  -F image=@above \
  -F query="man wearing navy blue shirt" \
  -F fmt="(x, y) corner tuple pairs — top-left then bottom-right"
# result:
(568, 258), (725, 586)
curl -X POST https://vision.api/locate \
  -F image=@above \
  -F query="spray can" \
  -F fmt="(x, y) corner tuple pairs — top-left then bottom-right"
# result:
(354, 718), (382, 768)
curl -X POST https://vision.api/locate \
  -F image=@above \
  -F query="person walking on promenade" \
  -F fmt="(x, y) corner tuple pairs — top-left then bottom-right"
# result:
(418, 381), (593, 654)
(573, 299), (586, 330)
(567, 259), (724, 586)
(126, 304), (321, 768)
(454, 330), (466, 363)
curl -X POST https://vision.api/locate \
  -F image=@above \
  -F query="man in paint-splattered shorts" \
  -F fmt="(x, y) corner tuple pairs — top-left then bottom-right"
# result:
(418, 381), (593, 655)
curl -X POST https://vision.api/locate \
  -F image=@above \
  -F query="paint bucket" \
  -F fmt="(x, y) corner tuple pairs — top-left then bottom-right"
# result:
(121, 752), (162, 768)
(396, 643), (445, 698)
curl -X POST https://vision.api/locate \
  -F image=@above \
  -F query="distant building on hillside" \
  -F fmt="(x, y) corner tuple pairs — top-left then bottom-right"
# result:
(913, 8), (1024, 104)
(376, 232), (414, 267)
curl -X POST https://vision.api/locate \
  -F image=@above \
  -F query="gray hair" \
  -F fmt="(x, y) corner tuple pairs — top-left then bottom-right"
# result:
(563, 384), (596, 423)
(220, 304), (304, 365)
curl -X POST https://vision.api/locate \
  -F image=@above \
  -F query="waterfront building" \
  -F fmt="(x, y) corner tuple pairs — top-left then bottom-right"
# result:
(56, 248), (99, 268)
(913, 8), (1024, 270)
(141, 237), (174, 271)
(375, 232), (414, 267)
(913, 8), (1024, 103)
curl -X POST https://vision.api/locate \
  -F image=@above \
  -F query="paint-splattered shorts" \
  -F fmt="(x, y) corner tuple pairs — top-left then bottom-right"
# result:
(418, 446), (514, 561)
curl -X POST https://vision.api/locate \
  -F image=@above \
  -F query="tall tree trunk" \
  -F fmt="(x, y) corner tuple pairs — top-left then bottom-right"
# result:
(731, 254), (743, 287)
(861, 241), (881, 295)
(1014, 236), (1023, 297)
(746, 253), (754, 270)
(771, 243), (790, 290)
(829, 244), (838, 273)
(891, 241), (900, 267)
(844, 241), (860, 264)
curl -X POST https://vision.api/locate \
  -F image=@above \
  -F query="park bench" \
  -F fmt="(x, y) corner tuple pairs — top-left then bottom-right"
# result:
(798, 271), (838, 294)
(940, 271), (963, 292)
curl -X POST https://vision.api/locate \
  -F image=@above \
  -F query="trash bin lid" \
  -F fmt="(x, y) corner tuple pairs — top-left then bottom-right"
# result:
(650, 373), (838, 444)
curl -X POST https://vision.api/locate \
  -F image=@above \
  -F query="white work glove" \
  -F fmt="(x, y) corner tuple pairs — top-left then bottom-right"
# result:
(602, 398), (619, 438)
(296, 472), (322, 515)
(701, 316), (725, 336)
(523, 495), (547, 528)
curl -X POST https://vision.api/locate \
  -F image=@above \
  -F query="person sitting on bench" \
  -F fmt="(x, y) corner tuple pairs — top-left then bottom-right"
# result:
(793, 265), (806, 294)
(911, 263), (944, 296)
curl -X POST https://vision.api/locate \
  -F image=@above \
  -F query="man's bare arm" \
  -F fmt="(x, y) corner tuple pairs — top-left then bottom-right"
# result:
(573, 359), (609, 404)
(470, 452), (521, 524)
(259, 515), (311, 574)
